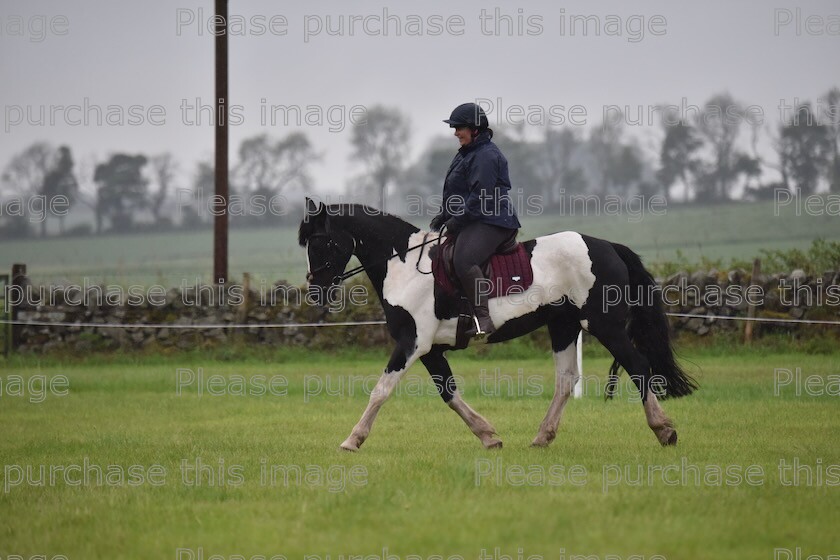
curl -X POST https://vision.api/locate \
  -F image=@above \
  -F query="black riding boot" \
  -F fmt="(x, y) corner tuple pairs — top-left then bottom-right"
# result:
(461, 265), (496, 340)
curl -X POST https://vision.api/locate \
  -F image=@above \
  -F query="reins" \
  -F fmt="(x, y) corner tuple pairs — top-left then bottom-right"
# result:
(341, 232), (444, 281)
(310, 230), (446, 284)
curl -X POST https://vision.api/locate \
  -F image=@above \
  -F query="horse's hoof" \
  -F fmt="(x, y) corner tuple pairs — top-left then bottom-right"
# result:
(484, 439), (503, 449)
(531, 430), (555, 448)
(339, 440), (359, 452)
(658, 428), (678, 447)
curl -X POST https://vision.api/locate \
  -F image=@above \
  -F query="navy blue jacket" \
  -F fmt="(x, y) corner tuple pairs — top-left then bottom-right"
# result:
(441, 131), (521, 231)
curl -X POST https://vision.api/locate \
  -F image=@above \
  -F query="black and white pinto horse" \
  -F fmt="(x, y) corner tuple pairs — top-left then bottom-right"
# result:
(299, 199), (697, 451)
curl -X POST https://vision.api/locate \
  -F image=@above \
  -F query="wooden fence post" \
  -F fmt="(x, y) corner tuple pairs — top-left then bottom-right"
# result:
(0, 272), (9, 356)
(11, 263), (27, 352)
(744, 258), (761, 344)
(236, 272), (251, 323)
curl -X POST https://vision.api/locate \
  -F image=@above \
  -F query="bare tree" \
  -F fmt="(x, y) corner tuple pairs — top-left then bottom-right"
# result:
(94, 154), (149, 233)
(693, 92), (748, 202)
(350, 105), (409, 211)
(2, 142), (53, 199)
(74, 154), (98, 207)
(400, 139), (454, 216)
(149, 153), (178, 226)
(777, 103), (831, 195)
(657, 107), (702, 202)
(1, 142), (54, 237)
(587, 115), (624, 196)
(822, 87), (840, 193)
(536, 127), (588, 208)
(40, 146), (79, 235)
(235, 133), (317, 193)
(233, 132), (319, 224)
(180, 160), (214, 229)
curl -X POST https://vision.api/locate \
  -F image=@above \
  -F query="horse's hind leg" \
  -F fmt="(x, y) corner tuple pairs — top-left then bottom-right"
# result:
(421, 346), (502, 449)
(642, 391), (676, 446)
(589, 321), (677, 446)
(532, 320), (581, 448)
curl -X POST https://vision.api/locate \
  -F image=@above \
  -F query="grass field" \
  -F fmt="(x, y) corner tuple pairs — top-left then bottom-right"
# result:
(1, 200), (838, 286)
(1, 348), (838, 559)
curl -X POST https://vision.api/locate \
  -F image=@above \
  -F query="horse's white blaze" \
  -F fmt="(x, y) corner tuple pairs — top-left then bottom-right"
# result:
(580, 319), (589, 330)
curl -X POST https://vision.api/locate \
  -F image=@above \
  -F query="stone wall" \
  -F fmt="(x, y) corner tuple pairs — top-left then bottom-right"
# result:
(660, 268), (839, 336)
(9, 268), (840, 353)
(12, 280), (390, 354)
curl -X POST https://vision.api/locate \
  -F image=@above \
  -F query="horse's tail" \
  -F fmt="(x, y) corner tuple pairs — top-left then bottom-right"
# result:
(605, 242), (697, 400)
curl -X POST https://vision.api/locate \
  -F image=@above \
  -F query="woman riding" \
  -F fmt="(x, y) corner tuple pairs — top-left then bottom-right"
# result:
(430, 102), (521, 339)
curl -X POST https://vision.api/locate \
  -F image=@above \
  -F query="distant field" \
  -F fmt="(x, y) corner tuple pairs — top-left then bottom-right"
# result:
(0, 351), (838, 558)
(1, 200), (837, 286)
(523, 200), (840, 264)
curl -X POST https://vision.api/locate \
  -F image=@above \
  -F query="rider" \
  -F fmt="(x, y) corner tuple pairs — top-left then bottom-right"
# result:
(430, 102), (521, 339)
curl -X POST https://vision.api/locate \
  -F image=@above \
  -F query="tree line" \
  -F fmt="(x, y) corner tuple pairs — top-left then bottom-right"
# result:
(2, 88), (838, 239)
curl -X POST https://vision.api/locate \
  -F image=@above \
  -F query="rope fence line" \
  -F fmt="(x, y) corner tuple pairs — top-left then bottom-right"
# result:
(0, 319), (388, 329)
(665, 312), (840, 326)
(2, 313), (840, 329)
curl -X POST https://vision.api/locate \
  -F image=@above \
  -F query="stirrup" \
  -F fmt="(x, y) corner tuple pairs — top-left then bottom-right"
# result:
(472, 315), (488, 341)
(468, 314), (495, 340)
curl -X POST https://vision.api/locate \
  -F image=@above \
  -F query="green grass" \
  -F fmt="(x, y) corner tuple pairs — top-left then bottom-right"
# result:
(1, 200), (838, 286)
(1, 351), (838, 558)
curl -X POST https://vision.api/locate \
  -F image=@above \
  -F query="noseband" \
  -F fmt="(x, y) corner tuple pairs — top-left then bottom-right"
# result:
(305, 232), (344, 284)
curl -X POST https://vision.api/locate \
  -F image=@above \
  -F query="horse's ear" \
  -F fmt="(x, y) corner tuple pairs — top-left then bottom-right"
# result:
(305, 197), (319, 216)
(304, 197), (326, 223)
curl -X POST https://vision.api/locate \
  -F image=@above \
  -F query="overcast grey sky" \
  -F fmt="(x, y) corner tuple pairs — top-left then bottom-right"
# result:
(2, 0), (839, 196)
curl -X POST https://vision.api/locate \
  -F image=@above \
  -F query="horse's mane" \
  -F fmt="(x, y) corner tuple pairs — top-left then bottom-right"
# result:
(298, 204), (415, 246)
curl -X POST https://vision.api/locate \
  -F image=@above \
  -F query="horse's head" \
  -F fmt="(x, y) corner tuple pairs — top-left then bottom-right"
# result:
(298, 198), (355, 305)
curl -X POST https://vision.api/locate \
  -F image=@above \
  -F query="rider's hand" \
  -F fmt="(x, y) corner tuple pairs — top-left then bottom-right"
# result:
(430, 213), (446, 231)
(444, 217), (462, 235)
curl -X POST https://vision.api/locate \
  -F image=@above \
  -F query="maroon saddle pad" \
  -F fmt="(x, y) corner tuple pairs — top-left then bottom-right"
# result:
(431, 237), (534, 299)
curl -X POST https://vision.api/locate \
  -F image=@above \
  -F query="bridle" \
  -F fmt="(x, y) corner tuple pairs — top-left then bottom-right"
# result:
(305, 232), (347, 284)
(305, 230), (445, 286)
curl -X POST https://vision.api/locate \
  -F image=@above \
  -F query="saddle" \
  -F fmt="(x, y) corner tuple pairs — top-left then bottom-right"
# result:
(429, 232), (534, 299)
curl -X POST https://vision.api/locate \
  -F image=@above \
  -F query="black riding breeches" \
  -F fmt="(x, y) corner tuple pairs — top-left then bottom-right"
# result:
(452, 222), (517, 280)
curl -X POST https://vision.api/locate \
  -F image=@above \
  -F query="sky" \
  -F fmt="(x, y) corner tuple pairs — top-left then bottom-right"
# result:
(2, 0), (839, 199)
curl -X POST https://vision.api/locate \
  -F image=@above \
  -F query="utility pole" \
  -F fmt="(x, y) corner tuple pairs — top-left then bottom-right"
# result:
(213, 0), (229, 284)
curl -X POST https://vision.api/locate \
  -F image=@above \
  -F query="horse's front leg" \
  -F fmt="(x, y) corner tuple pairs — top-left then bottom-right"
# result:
(339, 342), (422, 451)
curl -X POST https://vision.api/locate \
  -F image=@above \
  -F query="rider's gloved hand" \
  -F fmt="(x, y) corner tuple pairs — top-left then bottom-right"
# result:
(430, 213), (446, 231)
(444, 217), (463, 235)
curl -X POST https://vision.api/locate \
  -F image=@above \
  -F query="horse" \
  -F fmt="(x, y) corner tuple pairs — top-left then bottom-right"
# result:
(298, 198), (697, 451)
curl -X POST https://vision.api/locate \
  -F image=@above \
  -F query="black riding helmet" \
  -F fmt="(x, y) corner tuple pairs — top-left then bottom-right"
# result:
(443, 102), (489, 129)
